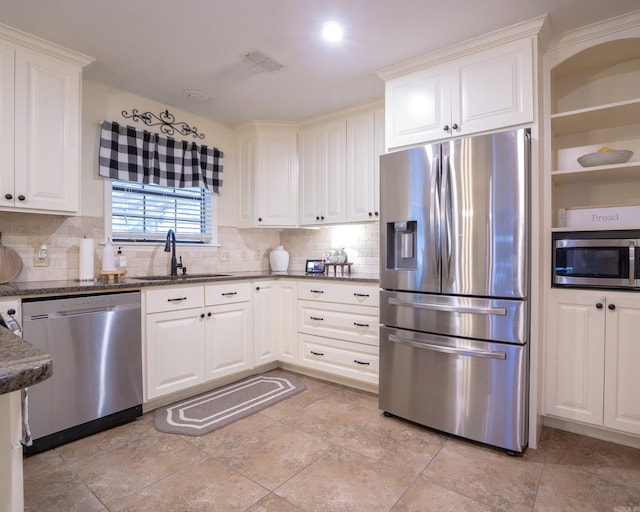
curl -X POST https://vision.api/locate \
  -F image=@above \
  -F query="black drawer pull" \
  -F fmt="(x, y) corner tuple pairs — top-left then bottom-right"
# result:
(310, 350), (325, 356)
(167, 297), (188, 302)
(354, 359), (370, 366)
(310, 289), (324, 294)
(221, 292), (237, 297)
(353, 322), (370, 328)
(310, 316), (324, 321)
(353, 293), (370, 298)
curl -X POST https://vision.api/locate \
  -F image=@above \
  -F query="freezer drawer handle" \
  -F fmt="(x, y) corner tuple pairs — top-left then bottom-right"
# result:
(388, 334), (507, 360)
(388, 297), (507, 316)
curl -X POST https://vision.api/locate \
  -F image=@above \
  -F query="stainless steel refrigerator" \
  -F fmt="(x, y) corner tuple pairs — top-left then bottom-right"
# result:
(379, 128), (530, 453)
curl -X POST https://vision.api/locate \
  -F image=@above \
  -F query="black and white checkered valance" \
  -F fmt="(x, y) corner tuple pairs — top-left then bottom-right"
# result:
(98, 120), (223, 193)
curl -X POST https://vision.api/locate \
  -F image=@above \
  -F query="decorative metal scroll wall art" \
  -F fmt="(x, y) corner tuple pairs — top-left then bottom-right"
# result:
(121, 108), (205, 139)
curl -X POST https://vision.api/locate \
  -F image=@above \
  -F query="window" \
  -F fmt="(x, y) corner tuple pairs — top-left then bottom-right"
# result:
(109, 179), (215, 244)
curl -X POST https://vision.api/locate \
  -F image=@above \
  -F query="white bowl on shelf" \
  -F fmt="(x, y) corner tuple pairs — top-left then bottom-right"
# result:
(577, 149), (633, 167)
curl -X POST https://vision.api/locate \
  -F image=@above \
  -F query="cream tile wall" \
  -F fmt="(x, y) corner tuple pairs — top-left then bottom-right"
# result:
(0, 211), (379, 282)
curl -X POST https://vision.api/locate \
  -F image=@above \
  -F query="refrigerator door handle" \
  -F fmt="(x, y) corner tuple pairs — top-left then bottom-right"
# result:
(388, 334), (507, 360)
(441, 153), (452, 280)
(387, 297), (507, 316)
(431, 153), (441, 279)
(629, 241), (635, 286)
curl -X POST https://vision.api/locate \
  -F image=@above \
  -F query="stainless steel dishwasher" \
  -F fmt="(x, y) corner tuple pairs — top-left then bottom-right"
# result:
(22, 291), (142, 454)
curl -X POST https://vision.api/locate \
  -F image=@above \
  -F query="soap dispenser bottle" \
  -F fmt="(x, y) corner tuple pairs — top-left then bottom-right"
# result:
(116, 247), (127, 270)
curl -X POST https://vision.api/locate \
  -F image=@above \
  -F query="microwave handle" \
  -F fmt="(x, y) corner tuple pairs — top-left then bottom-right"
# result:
(630, 241), (635, 286)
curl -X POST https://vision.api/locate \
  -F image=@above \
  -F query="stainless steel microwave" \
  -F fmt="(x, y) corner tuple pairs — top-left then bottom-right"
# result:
(553, 231), (640, 289)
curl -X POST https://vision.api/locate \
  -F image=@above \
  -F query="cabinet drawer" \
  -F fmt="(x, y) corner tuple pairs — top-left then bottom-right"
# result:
(205, 282), (251, 305)
(298, 333), (379, 384)
(298, 302), (379, 346)
(145, 286), (204, 314)
(297, 281), (379, 307)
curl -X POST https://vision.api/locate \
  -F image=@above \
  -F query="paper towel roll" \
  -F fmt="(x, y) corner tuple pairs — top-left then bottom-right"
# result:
(79, 238), (94, 281)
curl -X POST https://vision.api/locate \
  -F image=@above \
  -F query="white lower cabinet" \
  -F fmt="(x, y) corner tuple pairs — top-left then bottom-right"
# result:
(145, 283), (252, 400)
(145, 287), (206, 400)
(253, 281), (278, 366)
(545, 290), (640, 436)
(277, 280), (299, 364)
(296, 281), (379, 386)
(146, 307), (206, 399)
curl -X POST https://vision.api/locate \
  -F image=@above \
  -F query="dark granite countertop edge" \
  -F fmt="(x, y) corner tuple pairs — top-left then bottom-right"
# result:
(0, 271), (380, 298)
(0, 326), (53, 395)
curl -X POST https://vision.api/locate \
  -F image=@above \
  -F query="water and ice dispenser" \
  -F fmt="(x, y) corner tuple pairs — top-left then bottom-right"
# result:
(386, 221), (417, 270)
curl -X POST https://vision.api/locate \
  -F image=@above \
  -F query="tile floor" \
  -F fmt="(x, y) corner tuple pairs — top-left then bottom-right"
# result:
(24, 371), (640, 512)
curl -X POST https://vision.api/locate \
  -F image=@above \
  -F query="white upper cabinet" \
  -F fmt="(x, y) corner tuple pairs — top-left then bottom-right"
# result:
(299, 119), (347, 226)
(379, 17), (544, 150)
(236, 122), (298, 228)
(0, 24), (92, 214)
(299, 103), (383, 226)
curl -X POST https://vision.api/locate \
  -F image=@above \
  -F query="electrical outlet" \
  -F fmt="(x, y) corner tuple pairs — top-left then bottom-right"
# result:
(34, 245), (49, 267)
(219, 250), (230, 262)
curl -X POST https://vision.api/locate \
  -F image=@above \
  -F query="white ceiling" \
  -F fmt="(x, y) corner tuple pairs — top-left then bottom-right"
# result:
(1, 0), (638, 127)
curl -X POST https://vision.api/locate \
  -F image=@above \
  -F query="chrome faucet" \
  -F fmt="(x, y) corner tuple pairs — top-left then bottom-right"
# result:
(164, 229), (183, 277)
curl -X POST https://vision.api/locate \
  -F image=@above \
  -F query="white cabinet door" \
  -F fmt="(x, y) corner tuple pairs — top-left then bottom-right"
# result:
(322, 119), (347, 224)
(277, 280), (298, 364)
(385, 64), (451, 149)
(12, 47), (82, 213)
(604, 293), (640, 435)
(0, 41), (15, 206)
(256, 128), (298, 226)
(236, 123), (298, 228)
(146, 308), (206, 400)
(544, 291), (605, 425)
(205, 301), (253, 380)
(456, 37), (533, 137)
(253, 281), (278, 365)
(298, 125), (322, 225)
(298, 120), (346, 226)
(346, 111), (376, 222)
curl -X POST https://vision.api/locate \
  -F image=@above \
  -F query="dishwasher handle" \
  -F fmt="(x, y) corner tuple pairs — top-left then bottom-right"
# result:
(388, 334), (507, 360)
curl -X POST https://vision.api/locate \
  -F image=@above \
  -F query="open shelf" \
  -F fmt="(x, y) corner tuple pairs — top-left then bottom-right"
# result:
(552, 161), (640, 185)
(551, 99), (640, 136)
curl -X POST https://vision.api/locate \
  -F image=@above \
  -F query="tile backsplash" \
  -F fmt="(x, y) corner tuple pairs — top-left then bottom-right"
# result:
(0, 212), (380, 282)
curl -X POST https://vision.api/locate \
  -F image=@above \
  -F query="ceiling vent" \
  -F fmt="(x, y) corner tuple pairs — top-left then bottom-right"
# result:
(245, 50), (284, 72)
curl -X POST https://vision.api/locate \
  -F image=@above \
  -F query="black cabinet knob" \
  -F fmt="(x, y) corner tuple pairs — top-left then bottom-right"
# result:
(443, 125), (449, 131)
(452, 123), (459, 130)
(368, 212), (373, 217)
(18, 195), (25, 201)
(596, 303), (603, 309)
(200, 313), (205, 318)
(608, 303), (616, 311)
(374, 211), (379, 216)
(258, 217), (262, 222)
(207, 311), (212, 317)
(4, 193), (12, 200)
(316, 216), (320, 221)
(320, 216), (325, 220)
(255, 286), (260, 291)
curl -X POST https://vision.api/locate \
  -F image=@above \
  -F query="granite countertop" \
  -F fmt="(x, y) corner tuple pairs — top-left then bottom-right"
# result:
(0, 326), (53, 395)
(0, 271), (380, 298)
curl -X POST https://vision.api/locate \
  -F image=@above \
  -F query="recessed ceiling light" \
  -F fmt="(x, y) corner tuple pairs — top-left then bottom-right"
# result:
(321, 21), (344, 43)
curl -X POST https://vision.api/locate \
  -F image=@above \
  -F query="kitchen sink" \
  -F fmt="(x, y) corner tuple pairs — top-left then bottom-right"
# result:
(132, 273), (230, 281)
